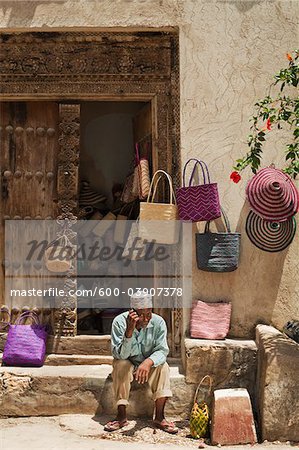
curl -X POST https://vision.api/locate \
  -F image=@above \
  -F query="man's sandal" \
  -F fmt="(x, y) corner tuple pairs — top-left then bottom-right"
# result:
(153, 419), (179, 434)
(104, 419), (129, 432)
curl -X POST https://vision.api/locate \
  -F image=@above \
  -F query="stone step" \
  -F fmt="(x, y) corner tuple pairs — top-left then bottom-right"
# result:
(0, 353), (180, 367)
(0, 333), (112, 355)
(0, 353), (113, 366)
(0, 364), (194, 418)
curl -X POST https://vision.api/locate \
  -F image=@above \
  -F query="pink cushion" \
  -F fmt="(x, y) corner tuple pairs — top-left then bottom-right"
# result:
(190, 300), (232, 339)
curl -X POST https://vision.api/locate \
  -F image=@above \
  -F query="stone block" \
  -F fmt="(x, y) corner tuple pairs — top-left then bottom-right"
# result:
(211, 388), (257, 445)
(185, 338), (257, 399)
(256, 324), (299, 442)
(0, 364), (192, 418)
(0, 365), (109, 416)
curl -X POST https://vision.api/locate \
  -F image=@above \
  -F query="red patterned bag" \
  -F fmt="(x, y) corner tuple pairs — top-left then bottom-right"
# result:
(190, 300), (231, 339)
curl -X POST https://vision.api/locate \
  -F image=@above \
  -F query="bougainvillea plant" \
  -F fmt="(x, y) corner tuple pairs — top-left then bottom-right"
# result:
(231, 50), (299, 183)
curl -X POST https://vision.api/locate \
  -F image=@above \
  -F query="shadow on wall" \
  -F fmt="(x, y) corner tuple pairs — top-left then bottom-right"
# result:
(216, 0), (270, 13)
(0, 1), (66, 27)
(191, 201), (290, 339)
(234, 201), (290, 333)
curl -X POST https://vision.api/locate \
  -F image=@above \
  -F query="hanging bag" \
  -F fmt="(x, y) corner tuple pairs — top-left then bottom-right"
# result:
(196, 209), (240, 272)
(176, 158), (221, 222)
(2, 311), (48, 367)
(139, 170), (180, 244)
(190, 375), (213, 439)
(132, 143), (151, 200)
(44, 234), (74, 273)
(190, 300), (232, 339)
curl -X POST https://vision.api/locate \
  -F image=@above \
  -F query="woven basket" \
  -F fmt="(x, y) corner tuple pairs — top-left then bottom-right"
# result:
(139, 170), (179, 244)
(176, 158), (221, 222)
(131, 143), (151, 200)
(190, 300), (231, 339)
(190, 375), (212, 439)
(2, 311), (47, 367)
(196, 209), (240, 272)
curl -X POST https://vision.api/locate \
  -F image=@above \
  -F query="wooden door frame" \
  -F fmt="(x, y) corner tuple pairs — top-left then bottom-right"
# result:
(0, 30), (182, 355)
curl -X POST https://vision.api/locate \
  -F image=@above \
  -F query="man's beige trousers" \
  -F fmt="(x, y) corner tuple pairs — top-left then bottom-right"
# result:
(111, 359), (173, 406)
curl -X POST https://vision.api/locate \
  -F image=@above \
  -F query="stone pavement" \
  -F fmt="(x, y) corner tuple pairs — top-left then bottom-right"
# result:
(1, 415), (296, 450)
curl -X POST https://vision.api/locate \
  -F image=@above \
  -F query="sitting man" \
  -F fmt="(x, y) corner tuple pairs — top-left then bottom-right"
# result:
(104, 293), (178, 434)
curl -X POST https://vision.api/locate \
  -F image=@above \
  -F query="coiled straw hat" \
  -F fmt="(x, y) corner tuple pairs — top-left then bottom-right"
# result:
(246, 167), (299, 222)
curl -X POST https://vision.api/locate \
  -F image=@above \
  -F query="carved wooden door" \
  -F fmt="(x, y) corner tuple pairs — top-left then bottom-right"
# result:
(0, 102), (59, 305)
(0, 102), (80, 338)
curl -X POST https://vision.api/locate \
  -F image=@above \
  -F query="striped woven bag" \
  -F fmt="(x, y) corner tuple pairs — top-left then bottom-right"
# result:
(190, 300), (232, 339)
(195, 208), (240, 272)
(176, 158), (221, 222)
(132, 143), (150, 200)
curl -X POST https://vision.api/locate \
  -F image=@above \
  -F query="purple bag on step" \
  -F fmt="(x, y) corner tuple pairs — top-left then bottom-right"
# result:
(176, 158), (221, 222)
(2, 311), (48, 367)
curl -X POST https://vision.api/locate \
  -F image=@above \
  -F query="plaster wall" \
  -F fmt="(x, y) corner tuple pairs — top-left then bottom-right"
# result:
(1, 0), (298, 337)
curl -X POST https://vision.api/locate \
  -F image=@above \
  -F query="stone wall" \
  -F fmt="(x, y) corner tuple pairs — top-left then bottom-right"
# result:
(0, 0), (298, 337)
(256, 325), (299, 442)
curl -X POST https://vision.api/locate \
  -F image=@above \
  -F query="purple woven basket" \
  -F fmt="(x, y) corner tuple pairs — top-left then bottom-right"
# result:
(176, 158), (221, 222)
(2, 311), (47, 367)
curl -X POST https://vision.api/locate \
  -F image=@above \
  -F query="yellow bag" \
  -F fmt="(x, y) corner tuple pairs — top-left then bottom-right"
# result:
(189, 375), (212, 439)
(139, 170), (180, 244)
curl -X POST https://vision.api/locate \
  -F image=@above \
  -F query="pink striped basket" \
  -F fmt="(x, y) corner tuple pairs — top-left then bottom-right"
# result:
(190, 300), (232, 339)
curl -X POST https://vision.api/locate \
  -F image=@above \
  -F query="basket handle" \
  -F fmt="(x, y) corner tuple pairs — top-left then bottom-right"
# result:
(46, 233), (73, 250)
(15, 310), (40, 326)
(146, 170), (176, 205)
(183, 158), (212, 187)
(204, 207), (231, 233)
(189, 159), (211, 187)
(193, 375), (213, 404)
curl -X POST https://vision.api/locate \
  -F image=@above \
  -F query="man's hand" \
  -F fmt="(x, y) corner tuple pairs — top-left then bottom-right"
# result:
(125, 309), (139, 338)
(134, 358), (154, 384)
